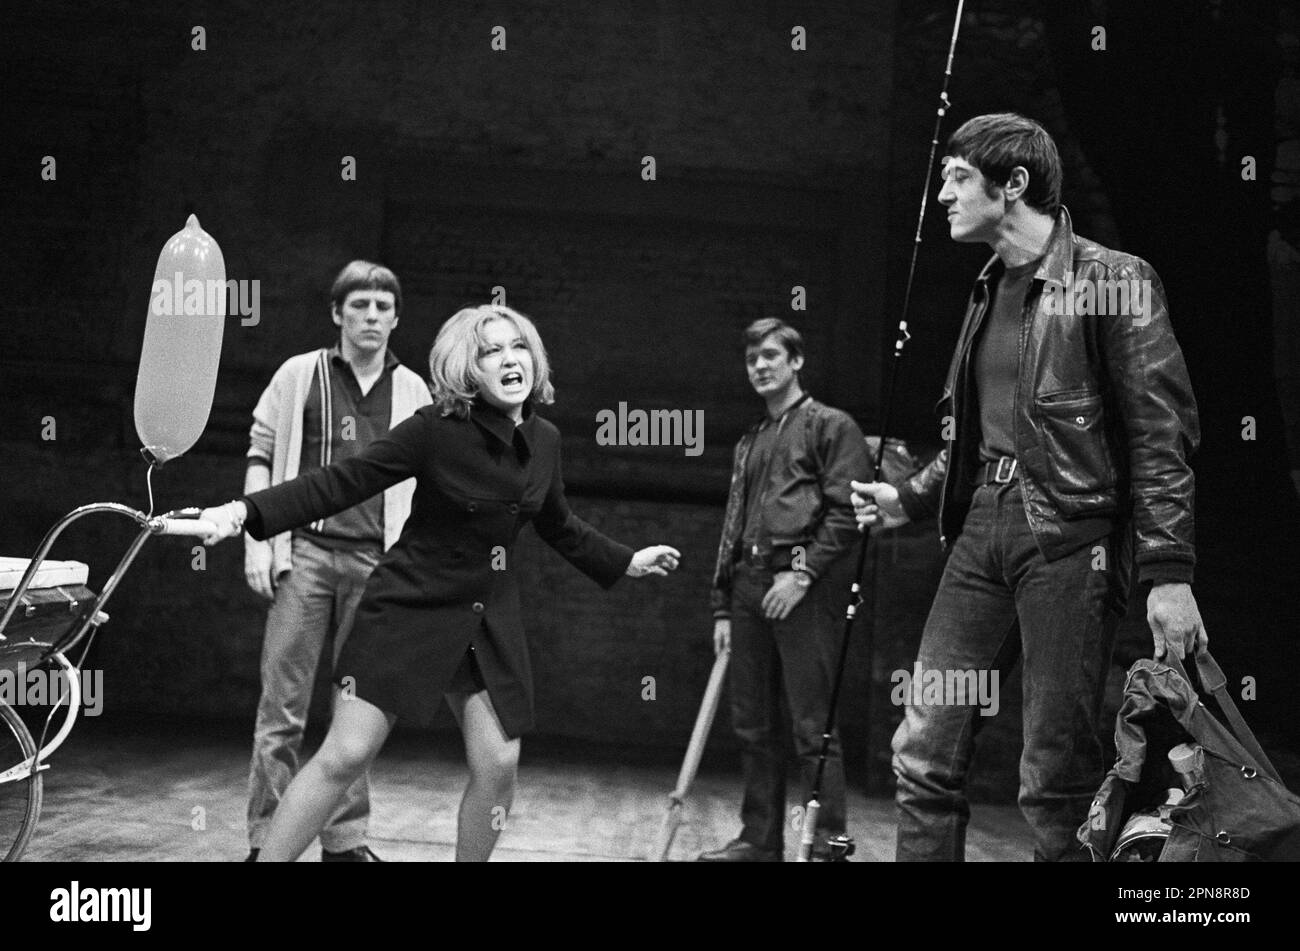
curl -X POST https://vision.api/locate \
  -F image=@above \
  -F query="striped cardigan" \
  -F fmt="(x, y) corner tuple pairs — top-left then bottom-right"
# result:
(247, 347), (432, 577)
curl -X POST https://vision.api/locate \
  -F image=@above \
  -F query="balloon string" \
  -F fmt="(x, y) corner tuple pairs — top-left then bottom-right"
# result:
(145, 462), (157, 518)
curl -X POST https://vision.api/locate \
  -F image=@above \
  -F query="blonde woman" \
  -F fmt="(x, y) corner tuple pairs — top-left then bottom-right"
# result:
(200, 304), (680, 861)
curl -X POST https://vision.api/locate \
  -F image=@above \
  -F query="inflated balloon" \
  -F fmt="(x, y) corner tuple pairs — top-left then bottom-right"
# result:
(134, 214), (227, 464)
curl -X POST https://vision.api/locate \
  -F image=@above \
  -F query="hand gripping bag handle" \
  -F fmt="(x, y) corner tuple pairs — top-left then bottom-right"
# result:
(1165, 646), (1282, 784)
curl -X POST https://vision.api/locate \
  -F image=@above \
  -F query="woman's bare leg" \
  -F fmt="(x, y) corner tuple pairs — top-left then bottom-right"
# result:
(258, 694), (395, 861)
(445, 689), (520, 862)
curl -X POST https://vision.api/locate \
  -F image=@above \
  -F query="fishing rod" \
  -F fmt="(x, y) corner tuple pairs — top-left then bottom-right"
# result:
(797, 0), (967, 863)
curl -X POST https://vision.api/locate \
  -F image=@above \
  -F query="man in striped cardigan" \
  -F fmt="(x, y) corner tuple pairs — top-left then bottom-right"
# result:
(242, 261), (431, 862)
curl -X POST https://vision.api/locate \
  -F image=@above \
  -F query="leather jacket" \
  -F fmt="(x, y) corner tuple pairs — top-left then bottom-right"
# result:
(711, 394), (869, 618)
(896, 207), (1200, 586)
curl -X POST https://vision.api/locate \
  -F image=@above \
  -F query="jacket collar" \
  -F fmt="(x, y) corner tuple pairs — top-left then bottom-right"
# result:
(754, 390), (813, 432)
(328, 342), (401, 372)
(470, 396), (534, 459)
(1036, 205), (1076, 290)
(974, 205), (1076, 293)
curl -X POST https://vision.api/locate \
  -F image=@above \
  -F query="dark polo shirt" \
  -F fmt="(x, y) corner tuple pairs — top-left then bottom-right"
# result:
(298, 344), (398, 548)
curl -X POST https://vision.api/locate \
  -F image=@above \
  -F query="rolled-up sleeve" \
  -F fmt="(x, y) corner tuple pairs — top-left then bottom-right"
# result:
(247, 368), (283, 466)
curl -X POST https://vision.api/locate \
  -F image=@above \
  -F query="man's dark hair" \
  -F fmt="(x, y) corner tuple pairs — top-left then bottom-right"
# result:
(330, 260), (402, 315)
(945, 112), (1063, 216)
(743, 317), (803, 361)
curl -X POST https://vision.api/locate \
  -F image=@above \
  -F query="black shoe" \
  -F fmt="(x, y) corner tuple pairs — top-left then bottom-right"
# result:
(696, 838), (781, 862)
(321, 845), (384, 862)
(244, 849), (259, 862)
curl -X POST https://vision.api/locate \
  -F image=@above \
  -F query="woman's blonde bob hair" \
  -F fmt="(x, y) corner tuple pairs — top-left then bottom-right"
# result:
(428, 304), (555, 418)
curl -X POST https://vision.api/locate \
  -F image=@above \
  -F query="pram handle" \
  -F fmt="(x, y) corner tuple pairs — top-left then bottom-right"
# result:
(148, 509), (220, 537)
(1, 503), (215, 641)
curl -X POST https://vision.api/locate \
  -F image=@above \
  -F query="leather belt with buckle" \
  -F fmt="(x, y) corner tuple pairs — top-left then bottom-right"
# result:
(973, 457), (1019, 486)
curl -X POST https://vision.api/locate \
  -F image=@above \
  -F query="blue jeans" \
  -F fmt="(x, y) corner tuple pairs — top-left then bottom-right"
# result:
(729, 562), (849, 852)
(248, 533), (380, 852)
(892, 482), (1121, 861)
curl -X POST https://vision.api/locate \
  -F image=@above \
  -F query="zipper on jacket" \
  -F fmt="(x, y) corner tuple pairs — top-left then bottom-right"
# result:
(939, 288), (991, 546)
(1012, 278), (1038, 530)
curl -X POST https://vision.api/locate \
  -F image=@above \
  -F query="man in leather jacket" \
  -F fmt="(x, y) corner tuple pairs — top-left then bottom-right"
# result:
(698, 318), (870, 861)
(852, 113), (1206, 861)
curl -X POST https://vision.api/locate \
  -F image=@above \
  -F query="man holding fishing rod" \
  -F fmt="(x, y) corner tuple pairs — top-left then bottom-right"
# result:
(852, 113), (1205, 862)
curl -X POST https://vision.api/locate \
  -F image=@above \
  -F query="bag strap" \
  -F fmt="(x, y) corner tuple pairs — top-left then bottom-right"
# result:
(1165, 647), (1282, 784)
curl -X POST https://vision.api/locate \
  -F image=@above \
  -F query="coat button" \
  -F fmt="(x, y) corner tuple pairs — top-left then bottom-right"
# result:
(508, 503), (519, 514)
(472, 602), (485, 614)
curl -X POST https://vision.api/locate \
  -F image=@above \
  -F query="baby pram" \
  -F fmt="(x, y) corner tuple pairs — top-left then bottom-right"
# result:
(0, 507), (217, 860)
(0, 214), (227, 860)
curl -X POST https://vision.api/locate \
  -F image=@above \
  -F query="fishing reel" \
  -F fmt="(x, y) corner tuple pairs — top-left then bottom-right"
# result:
(801, 833), (856, 862)
(821, 833), (856, 862)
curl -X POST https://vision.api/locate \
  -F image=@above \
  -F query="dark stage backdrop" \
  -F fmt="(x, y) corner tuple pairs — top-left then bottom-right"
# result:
(3, 0), (1296, 798)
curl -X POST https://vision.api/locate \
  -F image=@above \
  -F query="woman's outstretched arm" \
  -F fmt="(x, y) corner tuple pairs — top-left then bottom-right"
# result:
(201, 408), (429, 543)
(533, 449), (679, 586)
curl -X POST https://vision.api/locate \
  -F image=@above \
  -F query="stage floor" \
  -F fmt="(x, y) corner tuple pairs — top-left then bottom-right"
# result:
(19, 714), (1035, 862)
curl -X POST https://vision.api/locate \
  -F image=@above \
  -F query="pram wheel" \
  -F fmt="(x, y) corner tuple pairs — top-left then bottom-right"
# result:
(0, 700), (43, 861)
